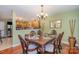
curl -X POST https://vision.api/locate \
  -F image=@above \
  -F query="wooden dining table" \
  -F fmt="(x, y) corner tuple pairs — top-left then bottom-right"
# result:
(25, 36), (56, 54)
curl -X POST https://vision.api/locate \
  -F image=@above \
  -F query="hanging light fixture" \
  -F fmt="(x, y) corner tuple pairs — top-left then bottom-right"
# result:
(37, 5), (48, 19)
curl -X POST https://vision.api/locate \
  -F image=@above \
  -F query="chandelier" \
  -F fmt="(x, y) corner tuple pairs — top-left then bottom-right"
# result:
(37, 5), (48, 19)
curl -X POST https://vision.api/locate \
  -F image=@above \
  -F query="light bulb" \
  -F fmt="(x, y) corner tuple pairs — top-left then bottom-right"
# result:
(41, 12), (44, 16)
(45, 13), (48, 17)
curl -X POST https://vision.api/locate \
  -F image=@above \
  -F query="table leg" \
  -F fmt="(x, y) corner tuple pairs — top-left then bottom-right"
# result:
(39, 45), (45, 54)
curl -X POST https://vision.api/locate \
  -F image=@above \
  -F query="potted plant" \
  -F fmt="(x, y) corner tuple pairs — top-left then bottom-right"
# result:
(68, 19), (76, 54)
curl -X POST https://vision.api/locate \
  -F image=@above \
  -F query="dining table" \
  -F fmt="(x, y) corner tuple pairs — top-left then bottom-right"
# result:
(25, 36), (56, 54)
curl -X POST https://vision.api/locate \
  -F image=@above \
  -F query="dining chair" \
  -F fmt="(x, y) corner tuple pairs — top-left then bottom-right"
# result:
(58, 32), (64, 53)
(44, 38), (56, 54)
(0, 30), (3, 44)
(54, 32), (64, 53)
(51, 30), (57, 35)
(18, 35), (27, 54)
(44, 32), (64, 54)
(25, 34), (39, 54)
(45, 43), (55, 54)
(54, 33), (61, 54)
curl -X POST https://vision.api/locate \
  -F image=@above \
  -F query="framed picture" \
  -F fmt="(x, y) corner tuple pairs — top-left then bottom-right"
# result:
(50, 19), (62, 29)
(16, 19), (40, 30)
(50, 21), (55, 28)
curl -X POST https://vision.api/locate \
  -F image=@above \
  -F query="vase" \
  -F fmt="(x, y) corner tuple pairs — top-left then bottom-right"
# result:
(68, 37), (76, 54)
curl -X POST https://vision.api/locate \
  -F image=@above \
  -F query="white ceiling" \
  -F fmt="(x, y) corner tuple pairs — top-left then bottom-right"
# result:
(0, 5), (79, 21)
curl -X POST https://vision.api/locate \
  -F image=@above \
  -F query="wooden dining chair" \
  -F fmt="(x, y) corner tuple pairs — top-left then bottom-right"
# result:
(58, 32), (64, 48)
(52, 32), (64, 54)
(18, 35), (28, 54)
(44, 38), (56, 54)
(0, 30), (3, 44)
(25, 34), (39, 54)
(53, 33), (61, 54)
(54, 32), (64, 53)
